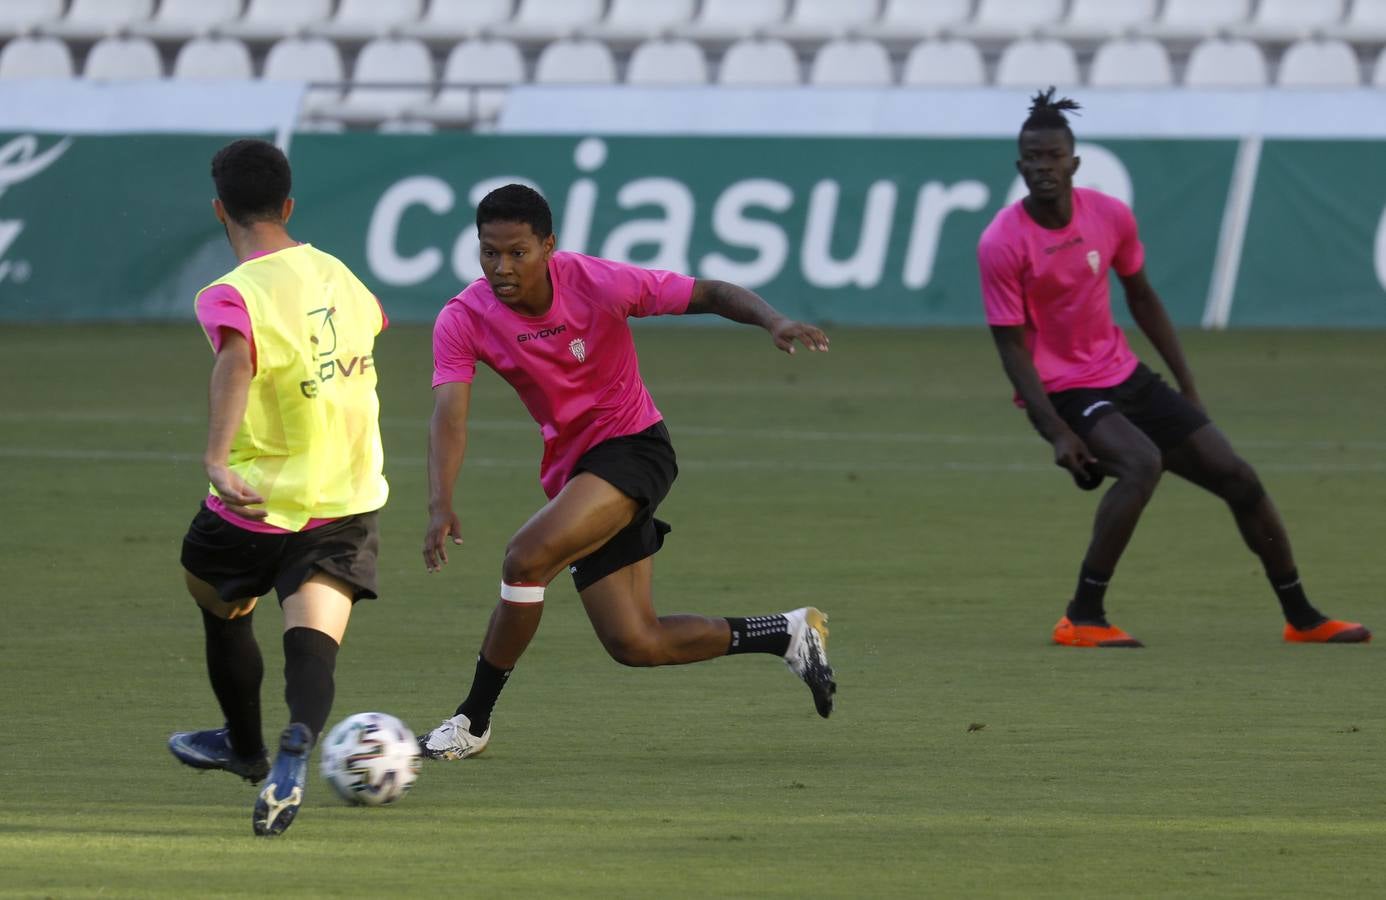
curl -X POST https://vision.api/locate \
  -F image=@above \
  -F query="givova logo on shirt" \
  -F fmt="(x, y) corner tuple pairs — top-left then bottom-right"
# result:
(0, 135), (71, 285)
(300, 304), (374, 398)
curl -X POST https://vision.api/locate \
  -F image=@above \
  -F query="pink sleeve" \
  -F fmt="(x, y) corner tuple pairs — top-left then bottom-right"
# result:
(1110, 198), (1145, 277)
(978, 232), (1026, 326)
(575, 254), (694, 318)
(431, 302), (476, 388)
(195, 283), (258, 371)
(375, 295), (390, 333)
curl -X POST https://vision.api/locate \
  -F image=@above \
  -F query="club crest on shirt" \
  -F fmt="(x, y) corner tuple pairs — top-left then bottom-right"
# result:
(1086, 250), (1101, 274)
(568, 338), (586, 363)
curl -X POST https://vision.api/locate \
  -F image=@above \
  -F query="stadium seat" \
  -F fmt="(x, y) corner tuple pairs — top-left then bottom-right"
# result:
(1183, 37), (1268, 86)
(583, 0), (698, 46)
(377, 117), (437, 134)
(262, 36), (346, 116)
(673, 0), (787, 44)
(809, 38), (892, 86)
(1277, 38), (1361, 86)
(1140, 0), (1252, 42)
(489, 0), (605, 44)
(221, 0), (333, 43)
(900, 38), (985, 86)
(533, 38), (617, 84)
(311, 0), (424, 42)
(994, 38), (1080, 88)
(396, 0), (515, 44)
(1087, 37), (1173, 86)
(129, 0), (243, 42)
(0, 0), (65, 40)
(1046, 0), (1159, 43)
(625, 38), (709, 85)
(1372, 44), (1386, 85)
(856, 0), (972, 46)
(83, 36), (162, 80)
(763, 0), (880, 44)
(1231, 0), (1345, 43)
(0, 35), (74, 79)
(411, 38), (525, 125)
(172, 36), (254, 80)
(44, 0), (154, 41)
(1323, 0), (1386, 45)
(320, 37), (434, 124)
(953, 0), (1067, 43)
(717, 38), (800, 85)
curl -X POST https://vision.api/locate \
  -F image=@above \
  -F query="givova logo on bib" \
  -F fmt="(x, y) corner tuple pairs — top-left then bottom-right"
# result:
(0, 135), (71, 285)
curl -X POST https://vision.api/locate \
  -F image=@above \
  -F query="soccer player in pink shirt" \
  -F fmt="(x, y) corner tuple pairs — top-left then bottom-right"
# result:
(417, 184), (836, 760)
(979, 89), (1370, 648)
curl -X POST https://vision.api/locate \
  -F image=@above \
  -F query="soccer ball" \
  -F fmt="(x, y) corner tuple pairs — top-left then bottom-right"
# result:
(320, 712), (422, 807)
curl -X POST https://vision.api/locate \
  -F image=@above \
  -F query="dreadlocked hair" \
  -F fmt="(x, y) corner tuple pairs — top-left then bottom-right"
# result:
(1024, 86), (1081, 131)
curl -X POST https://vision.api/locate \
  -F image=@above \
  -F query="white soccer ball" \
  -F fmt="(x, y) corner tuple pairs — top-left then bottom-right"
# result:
(320, 712), (422, 807)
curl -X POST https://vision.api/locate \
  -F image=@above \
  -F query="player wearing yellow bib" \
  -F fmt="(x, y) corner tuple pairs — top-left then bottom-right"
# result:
(167, 139), (390, 837)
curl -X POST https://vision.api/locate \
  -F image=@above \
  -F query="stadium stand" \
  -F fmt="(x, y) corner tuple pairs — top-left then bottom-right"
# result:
(533, 38), (617, 84)
(1231, 0), (1346, 43)
(410, 37), (526, 125)
(763, 0), (879, 45)
(220, 0), (333, 44)
(583, 0), (699, 48)
(396, 0), (515, 46)
(953, 0), (1068, 43)
(1324, 0), (1386, 45)
(900, 38), (986, 87)
(809, 38), (892, 87)
(672, 0), (788, 45)
(44, 0), (154, 41)
(1046, 0), (1161, 43)
(1183, 37), (1270, 86)
(717, 37), (800, 85)
(171, 36), (255, 81)
(1373, 45), (1386, 85)
(856, 0), (973, 47)
(129, 0), (243, 42)
(312, 0), (424, 43)
(1277, 37), (1361, 86)
(0, 35), (73, 79)
(262, 36), (346, 116)
(1141, 0), (1253, 43)
(83, 35), (162, 80)
(994, 37), (1081, 88)
(318, 36), (433, 124)
(625, 38), (710, 85)
(1088, 37), (1175, 87)
(489, 0), (605, 45)
(0, 0), (63, 41)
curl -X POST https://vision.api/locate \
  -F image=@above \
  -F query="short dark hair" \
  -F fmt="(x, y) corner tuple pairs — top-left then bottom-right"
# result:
(1020, 86), (1081, 148)
(210, 138), (291, 226)
(476, 183), (553, 239)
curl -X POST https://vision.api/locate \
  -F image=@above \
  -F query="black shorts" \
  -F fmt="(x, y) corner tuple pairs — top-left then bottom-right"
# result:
(567, 421), (678, 592)
(1048, 363), (1211, 452)
(180, 503), (381, 604)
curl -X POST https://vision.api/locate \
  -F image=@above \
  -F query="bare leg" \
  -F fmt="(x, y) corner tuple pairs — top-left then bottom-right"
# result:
(579, 556), (733, 666)
(1080, 413), (1164, 573)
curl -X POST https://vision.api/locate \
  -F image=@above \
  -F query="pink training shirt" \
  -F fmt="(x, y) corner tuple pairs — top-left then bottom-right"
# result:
(432, 251), (694, 499)
(978, 187), (1143, 395)
(195, 244), (390, 534)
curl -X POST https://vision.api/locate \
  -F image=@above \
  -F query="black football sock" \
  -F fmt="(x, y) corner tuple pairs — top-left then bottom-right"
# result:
(456, 655), (512, 737)
(725, 614), (792, 656)
(282, 627), (339, 741)
(1270, 569), (1324, 629)
(200, 608), (265, 759)
(1066, 565), (1113, 624)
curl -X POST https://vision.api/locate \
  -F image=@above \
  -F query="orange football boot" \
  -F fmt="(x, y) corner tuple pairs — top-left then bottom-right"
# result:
(1283, 619), (1372, 643)
(1052, 616), (1144, 648)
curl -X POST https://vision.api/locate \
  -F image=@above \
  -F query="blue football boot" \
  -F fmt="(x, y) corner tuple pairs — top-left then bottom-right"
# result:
(253, 723), (313, 837)
(168, 727), (269, 784)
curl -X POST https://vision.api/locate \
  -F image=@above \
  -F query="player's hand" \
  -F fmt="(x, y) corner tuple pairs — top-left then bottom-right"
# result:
(1051, 430), (1098, 480)
(769, 318), (830, 355)
(205, 463), (268, 520)
(423, 507), (464, 573)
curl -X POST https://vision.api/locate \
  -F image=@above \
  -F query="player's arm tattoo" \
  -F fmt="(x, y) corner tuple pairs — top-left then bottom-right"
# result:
(685, 279), (787, 330)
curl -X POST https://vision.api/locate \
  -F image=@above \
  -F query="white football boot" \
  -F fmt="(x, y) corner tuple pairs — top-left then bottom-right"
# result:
(418, 713), (491, 761)
(784, 607), (836, 718)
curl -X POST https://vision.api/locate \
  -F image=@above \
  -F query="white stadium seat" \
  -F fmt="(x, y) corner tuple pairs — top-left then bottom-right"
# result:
(1231, 0), (1345, 43)
(312, 0), (424, 42)
(489, 0), (605, 44)
(900, 39), (985, 86)
(0, 0), (65, 40)
(44, 0), (154, 40)
(1046, 0), (1159, 43)
(533, 38), (617, 84)
(221, 0), (333, 43)
(625, 38), (709, 85)
(717, 38), (800, 85)
(1087, 37), (1173, 87)
(1372, 44), (1386, 85)
(764, 0), (879, 44)
(129, 0), (244, 42)
(809, 38), (892, 86)
(411, 38), (525, 125)
(953, 0), (1067, 43)
(320, 37), (434, 124)
(1277, 38), (1360, 86)
(673, 0), (788, 44)
(0, 36), (74, 79)
(263, 36), (346, 116)
(856, 0), (973, 46)
(172, 36), (254, 80)
(396, 0), (515, 44)
(83, 36), (162, 80)
(995, 38), (1080, 88)
(1324, 0), (1386, 45)
(583, 0), (698, 46)
(1141, 0), (1252, 42)
(1183, 38), (1268, 86)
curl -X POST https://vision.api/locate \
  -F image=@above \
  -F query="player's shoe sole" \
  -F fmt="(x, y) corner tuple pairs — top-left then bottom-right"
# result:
(253, 723), (312, 837)
(418, 713), (491, 761)
(1283, 619), (1372, 643)
(1052, 615), (1144, 648)
(168, 727), (269, 784)
(785, 607), (836, 718)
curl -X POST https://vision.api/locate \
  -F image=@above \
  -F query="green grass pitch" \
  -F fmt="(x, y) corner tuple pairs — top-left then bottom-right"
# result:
(2, 324), (1384, 898)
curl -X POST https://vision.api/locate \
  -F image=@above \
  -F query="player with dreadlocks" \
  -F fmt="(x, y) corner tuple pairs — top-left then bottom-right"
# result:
(976, 88), (1370, 647)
